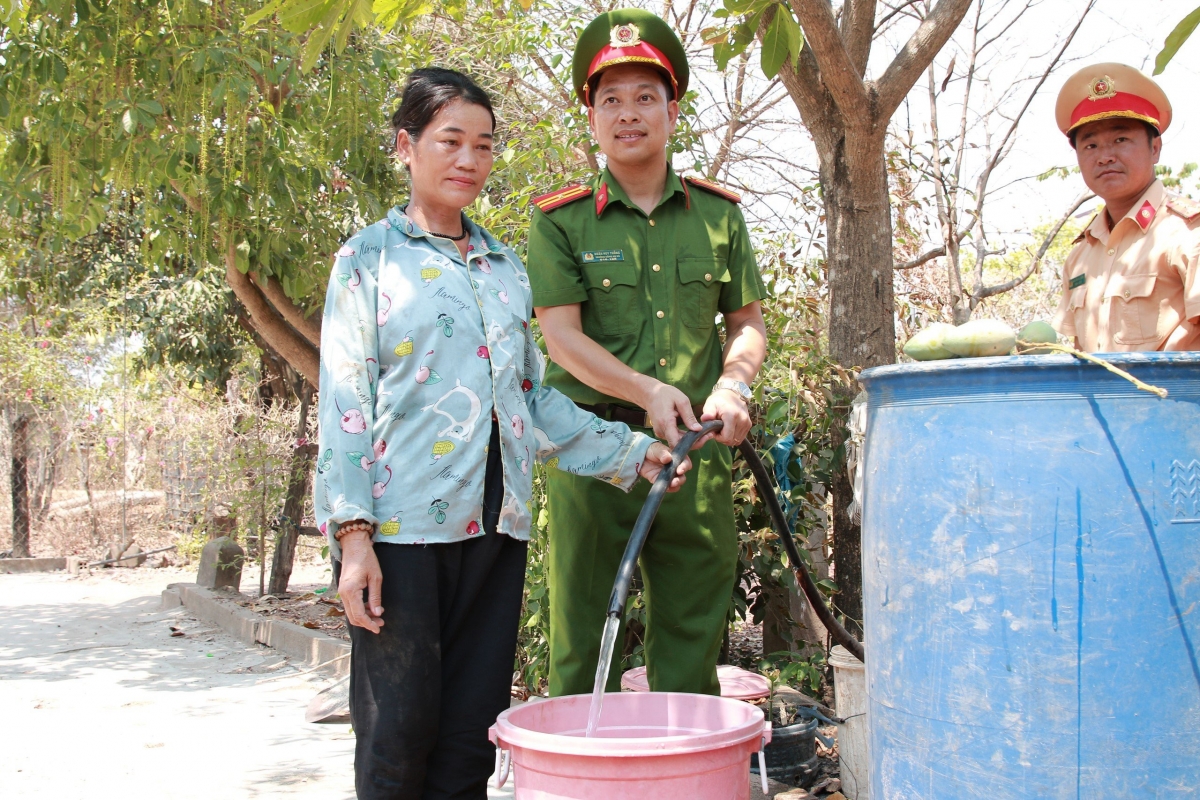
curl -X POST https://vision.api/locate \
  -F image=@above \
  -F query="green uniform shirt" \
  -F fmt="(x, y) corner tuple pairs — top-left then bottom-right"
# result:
(527, 165), (767, 406)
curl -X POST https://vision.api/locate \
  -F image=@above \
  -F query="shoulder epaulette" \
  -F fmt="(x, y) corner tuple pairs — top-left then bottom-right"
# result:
(532, 184), (593, 213)
(1166, 194), (1200, 222)
(684, 175), (741, 203)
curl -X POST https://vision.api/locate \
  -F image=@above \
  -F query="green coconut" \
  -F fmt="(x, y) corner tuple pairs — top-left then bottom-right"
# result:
(1017, 320), (1058, 354)
(903, 323), (958, 361)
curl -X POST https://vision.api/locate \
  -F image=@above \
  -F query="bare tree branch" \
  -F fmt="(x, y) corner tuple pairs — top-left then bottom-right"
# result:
(251, 271), (322, 348)
(788, 0), (871, 123)
(876, 0), (973, 118)
(973, 190), (1093, 300)
(224, 243), (319, 385)
(842, 0), (876, 77)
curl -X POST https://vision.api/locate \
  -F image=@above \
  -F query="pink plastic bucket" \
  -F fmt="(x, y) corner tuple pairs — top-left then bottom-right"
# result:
(620, 665), (772, 701)
(488, 692), (771, 799)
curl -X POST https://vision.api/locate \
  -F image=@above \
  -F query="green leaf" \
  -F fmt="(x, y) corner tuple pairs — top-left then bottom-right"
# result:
(760, 5), (800, 79)
(244, 0), (285, 27)
(278, 0), (337, 33)
(137, 99), (164, 116)
(235, 240), (251, 274)
(121, 108), (136, 133)
(300, 23), (337, 73)
(1155, 6), (1200, 74)
(713, 42), (735, 72)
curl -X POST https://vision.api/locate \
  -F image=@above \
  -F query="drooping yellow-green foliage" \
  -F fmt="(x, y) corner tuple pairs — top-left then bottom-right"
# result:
(0, 0), (595, 383)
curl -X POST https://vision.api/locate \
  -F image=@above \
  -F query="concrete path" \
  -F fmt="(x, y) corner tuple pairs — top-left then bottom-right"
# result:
(0, 568), (513, 799)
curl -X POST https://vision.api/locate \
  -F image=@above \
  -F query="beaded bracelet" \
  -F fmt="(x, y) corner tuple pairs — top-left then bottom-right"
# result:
(333, 520), (374, 542)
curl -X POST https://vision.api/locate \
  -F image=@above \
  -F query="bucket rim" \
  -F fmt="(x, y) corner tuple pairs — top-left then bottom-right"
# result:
(489, 692), (769, 757)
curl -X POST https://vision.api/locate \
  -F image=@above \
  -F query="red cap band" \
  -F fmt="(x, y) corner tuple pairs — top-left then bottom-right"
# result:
(1069, 91), (1162, 133)
(583, 40), (678, 105)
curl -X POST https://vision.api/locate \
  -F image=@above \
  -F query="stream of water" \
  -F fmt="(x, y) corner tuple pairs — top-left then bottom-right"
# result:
(583, 615), (621, 737)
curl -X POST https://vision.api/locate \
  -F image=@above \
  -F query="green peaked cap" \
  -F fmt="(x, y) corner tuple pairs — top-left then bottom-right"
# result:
(571, 9), (689, 106)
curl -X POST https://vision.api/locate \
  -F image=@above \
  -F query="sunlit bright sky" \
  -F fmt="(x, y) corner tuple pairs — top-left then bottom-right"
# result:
(681, 0), (1200, 250)
(972, 0), (1200, 235)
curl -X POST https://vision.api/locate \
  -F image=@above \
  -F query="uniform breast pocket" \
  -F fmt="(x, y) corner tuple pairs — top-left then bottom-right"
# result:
(677, 258), (730, 329)
(581, 262), (639, 335)
(1106, 273), (1160, 345)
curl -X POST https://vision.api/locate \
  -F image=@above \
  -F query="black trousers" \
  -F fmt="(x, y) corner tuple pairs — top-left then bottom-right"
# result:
(339, 421), (527, 800)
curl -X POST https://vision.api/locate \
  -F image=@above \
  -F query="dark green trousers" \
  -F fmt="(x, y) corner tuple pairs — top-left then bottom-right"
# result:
(546, 437), (737, 697)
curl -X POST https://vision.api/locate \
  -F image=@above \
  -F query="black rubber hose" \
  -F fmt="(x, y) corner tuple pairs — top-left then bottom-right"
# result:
(735, 439), (866, 663)
(604, 419), (865, 664)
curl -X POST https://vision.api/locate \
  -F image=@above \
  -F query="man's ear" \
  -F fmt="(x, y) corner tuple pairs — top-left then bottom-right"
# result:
(667, 99), (680, 131)
(587, 105), (597, 138)
(1151, 134), (1163, 166)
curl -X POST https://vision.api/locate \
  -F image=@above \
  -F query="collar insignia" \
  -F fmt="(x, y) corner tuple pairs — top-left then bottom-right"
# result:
(610, 23), (641, 48)
(1088, 76), (1117, 101)
(1136, 199), (1156, 230)
(595, 182), (609, 216)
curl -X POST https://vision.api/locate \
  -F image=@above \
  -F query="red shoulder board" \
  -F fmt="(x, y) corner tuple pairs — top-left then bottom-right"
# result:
(1167, 195), (1200, 222)
(684, 176), (741, 203)
(532, 184), (593, 213)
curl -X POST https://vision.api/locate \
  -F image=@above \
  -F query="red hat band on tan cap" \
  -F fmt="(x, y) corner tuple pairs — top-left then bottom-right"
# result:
(1055, 63), (1172, 137)
(1070, 91), (1161, 133)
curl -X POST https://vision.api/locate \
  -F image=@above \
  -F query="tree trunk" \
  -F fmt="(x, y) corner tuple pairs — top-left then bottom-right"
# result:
(829, 420), (862, 639)
(822, 134), (896, 372)
(10, 414), (31, 558)
(818, 130), (894, 642)
(268, 384), (315, 595)
(75, 440), (99, 544)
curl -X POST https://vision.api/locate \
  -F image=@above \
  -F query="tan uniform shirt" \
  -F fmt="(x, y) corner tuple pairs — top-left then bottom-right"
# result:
(1052, 180), (1200, 352)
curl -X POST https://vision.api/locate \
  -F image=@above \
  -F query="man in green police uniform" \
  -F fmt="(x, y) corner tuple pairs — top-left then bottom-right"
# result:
(526, 9), (768, 697)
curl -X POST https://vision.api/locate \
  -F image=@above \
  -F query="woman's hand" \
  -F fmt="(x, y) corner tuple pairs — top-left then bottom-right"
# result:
(637, 442), (692, 492)
(338, 529), (385, 633)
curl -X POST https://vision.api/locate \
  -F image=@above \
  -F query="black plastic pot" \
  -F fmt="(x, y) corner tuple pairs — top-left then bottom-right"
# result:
(748, 716), (819, 788)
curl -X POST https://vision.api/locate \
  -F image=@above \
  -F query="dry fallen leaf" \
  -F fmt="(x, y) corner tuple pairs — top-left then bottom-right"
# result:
(324, 606), (345, 617)
(302, 621), (320, 629)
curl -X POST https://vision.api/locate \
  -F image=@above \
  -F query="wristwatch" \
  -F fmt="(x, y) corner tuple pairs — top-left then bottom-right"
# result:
(713, 378), (752, 401)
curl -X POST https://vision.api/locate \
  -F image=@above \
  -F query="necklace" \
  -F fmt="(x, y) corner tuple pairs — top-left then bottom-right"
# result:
(404, 205), (467, 240)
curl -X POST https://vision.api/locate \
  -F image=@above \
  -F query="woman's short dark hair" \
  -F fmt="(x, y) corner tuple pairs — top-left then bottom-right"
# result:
(391, 67), (495, 147)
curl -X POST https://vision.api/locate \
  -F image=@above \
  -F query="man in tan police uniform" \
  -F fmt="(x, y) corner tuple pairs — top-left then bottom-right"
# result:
(1052, 63), (1200, 352)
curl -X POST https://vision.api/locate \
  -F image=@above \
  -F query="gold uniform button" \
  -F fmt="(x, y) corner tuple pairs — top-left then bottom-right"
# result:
(649, 219), (656, 227)
(656, 310), (665, 318)
(1123, 289), (1131, 299)
(1107, 249), (1116, 256)
(659, 358), (667, 367)
(652, 264), (661, 272)
(704, 273), (713, 281)
(602, 278), (611, 287)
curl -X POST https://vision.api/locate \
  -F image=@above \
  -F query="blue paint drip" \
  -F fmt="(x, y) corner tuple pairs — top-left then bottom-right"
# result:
(1087, 397), (1200, 695)
(1051, 494), (1060, 632)
(1075, 489), (1084, 800)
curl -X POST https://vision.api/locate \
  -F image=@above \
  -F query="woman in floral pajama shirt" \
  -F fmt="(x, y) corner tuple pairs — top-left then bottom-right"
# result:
(315, 68), (687, 800)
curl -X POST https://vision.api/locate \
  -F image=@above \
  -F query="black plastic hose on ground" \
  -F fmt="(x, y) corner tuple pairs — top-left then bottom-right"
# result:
(605, 419), (865, 664)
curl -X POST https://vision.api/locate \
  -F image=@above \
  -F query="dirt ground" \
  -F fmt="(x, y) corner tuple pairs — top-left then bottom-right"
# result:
(0, 563), (521, 800)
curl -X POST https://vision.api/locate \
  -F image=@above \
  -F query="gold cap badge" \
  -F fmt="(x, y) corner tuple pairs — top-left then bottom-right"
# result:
(1088, 75), (1117, 101)
(610, 23), (641, 48)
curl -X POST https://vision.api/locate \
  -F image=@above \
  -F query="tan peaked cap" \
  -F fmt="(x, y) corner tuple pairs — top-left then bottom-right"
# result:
(1055, 62), (1172, 136)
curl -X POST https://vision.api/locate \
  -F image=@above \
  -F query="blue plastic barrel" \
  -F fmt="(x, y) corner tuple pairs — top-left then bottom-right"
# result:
(859, 353), (1200, 798)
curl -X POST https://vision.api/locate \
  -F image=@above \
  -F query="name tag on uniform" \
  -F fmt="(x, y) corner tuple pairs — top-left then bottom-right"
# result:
(581, 250), (624, 263)
(1068, 274), (1086, 290)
